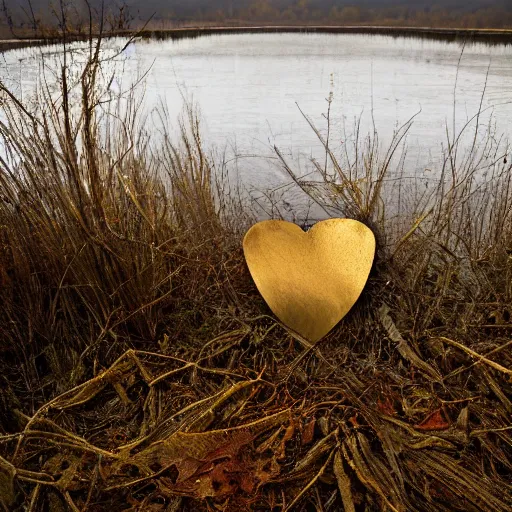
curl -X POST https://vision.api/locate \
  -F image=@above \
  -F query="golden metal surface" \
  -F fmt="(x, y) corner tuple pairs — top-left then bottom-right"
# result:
(243, 219), (375, 342)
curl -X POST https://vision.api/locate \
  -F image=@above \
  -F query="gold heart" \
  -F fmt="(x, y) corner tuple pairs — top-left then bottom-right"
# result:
(243, 219), (375, 342)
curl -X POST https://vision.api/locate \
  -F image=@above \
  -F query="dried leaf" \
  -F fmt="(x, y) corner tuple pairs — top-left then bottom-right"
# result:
(342, 433), (405, 512)
(54, 359), (135, 410)
(108, 410), (290, 500)
(379, 304), (441, 381)
(377, 397), (396, 416)
(333, 449), (355, 512)
(348, 414), (360, 427)
(159, 431), (274, 498)
(415, 409), (450, 431)
(301, 418), (316, 446)
(293, 431), (337, 475)
(456, 407), (469, 432)
(277, 421), (295, 460)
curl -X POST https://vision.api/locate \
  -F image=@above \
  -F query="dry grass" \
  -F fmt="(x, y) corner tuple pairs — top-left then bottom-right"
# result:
(0, 27), (511, 512)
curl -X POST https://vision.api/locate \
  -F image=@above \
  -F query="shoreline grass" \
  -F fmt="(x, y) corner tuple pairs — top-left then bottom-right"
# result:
(119, 25), (512, 45)
(0, 26), (511, 512)
(2, 24), (512, 53)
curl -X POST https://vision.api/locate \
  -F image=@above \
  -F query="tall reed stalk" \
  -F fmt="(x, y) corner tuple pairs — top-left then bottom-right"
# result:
(0, 29), (248, 401)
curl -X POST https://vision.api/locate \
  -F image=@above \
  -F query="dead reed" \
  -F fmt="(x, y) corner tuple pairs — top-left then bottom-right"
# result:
(0, 23), (511, 512)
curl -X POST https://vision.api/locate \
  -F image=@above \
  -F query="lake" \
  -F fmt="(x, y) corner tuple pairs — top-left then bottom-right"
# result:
(1, 32), (511, 216)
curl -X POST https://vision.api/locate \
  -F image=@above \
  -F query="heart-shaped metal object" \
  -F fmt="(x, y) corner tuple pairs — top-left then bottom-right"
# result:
(243, 219), (375, 342)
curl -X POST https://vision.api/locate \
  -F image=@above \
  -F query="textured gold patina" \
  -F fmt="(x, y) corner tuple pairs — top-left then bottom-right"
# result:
(243, 219), (375, 342)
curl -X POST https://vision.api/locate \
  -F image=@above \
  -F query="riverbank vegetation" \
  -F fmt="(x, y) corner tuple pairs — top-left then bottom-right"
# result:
(0, 12), (511, 512)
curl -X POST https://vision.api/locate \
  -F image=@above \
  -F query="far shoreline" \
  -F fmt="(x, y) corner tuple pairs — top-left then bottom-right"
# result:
(127, 24), (512, 41)
(1, 24), (512, 52)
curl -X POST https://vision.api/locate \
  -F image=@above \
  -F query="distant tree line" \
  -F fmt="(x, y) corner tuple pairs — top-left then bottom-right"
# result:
(2, 0), (512, 36)
(226, 0), (512, 28)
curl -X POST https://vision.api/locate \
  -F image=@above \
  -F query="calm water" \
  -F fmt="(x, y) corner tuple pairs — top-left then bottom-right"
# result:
(1, 33), (512, 214)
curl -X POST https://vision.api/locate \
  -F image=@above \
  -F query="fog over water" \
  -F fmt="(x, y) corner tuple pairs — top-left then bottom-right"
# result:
(1, 33), (511, 217)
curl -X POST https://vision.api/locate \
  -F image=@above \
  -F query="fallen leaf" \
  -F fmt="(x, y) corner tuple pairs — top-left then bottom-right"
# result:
(333, 450), (355, 512)
(377, 397), (396, 416)
(348, 414), (360, 427)
(277, 421), (295, 460)
(415, 409), (450, 431)
(301, 418), (316, 445)
(111, 410), (291, 500)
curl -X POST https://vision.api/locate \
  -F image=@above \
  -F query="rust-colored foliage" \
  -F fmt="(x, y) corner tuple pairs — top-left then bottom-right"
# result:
(415, 409), (450, 431)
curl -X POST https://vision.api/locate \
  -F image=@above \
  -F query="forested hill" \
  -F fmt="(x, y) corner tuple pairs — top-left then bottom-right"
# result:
(4, 0), (512, 30)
